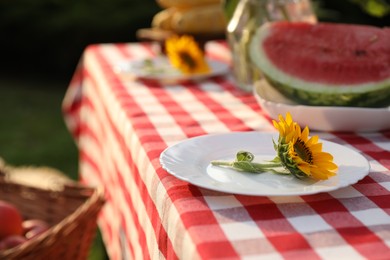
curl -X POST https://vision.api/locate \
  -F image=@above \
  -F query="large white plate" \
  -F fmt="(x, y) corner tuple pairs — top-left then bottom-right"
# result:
(254, 80), (390, 132)
(114, 56), (229, 84)
(160, 132), (370, 196)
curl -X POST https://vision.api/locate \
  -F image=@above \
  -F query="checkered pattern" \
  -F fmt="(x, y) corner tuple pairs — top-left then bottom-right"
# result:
(62, 42), (390, 260)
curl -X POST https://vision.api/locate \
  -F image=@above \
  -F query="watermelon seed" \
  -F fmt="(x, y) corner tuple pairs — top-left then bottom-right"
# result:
(354, 50), (367, 57)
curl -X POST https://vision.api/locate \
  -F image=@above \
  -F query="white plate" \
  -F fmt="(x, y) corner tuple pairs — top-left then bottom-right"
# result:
(160, 132), (370, 196)
(114, 56), (229, 84)
(254, 80), (390, 132)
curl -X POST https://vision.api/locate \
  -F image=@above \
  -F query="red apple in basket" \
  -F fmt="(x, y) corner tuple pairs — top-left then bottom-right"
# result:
(23, 219), (50, 240)
(0, 200), (23, 240)
(0, 235), (26, 250)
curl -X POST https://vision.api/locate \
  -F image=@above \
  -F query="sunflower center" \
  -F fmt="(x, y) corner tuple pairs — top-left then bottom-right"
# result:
(294, 138), (313, 164)
(179, 51), (197, 69)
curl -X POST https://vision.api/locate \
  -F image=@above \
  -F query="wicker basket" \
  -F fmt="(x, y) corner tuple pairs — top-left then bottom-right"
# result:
(0, 167), (105, 260)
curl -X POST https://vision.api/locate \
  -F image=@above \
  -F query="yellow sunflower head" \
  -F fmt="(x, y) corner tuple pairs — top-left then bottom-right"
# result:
(272, 112), (338, 180)
(165, 35), (210, 75)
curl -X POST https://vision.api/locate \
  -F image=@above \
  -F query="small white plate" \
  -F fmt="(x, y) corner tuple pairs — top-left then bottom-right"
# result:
(160, 132), (370, 196)
(114, 56), (229, 84)
(253, 80), (390, 132)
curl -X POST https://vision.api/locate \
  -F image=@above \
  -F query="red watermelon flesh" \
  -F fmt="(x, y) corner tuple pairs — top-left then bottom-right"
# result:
(260, 22), (390, 85)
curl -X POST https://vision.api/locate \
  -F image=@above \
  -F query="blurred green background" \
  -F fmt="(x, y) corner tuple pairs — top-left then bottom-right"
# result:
(0, 0), (161, 80)
(1, 0), (388, 80)
(0, 0), (161, 259)
(0, 0), (388, 259)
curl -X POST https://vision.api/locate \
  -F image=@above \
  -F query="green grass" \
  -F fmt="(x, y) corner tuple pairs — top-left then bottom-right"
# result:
(0, 74), (108, 259)
(0, 77), (77, 176)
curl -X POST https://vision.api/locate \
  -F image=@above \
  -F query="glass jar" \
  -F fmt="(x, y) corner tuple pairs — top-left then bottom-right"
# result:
(227, 0), (317, 92)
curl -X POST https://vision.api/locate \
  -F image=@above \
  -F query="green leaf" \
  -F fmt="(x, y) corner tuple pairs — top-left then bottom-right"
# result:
(232, 161), (260, 173)
(236, 151), (254, 162)
(222, 0), (239, 21)
(349, 0), (390, 17)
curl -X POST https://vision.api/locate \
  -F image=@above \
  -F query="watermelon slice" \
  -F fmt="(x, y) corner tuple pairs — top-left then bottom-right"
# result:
(249, 22), (390, 107)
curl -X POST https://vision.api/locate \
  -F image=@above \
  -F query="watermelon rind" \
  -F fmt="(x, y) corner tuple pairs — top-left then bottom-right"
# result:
(264, 75), (390, 107)
(249, 22), (390, 107)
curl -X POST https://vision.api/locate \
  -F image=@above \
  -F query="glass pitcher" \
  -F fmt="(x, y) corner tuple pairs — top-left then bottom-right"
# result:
(227, 0), (317, 92)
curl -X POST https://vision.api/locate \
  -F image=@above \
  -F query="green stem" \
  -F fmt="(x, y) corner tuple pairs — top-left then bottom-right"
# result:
(210, 161), (282, 168)
(211, 160), (283, 173)
(210, 161), (232, 167)
(211, 151), (287, 174)
(250, 162), (283, 168)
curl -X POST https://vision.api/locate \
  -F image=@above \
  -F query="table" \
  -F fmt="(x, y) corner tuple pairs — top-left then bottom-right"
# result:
(62, 41), (390, 259)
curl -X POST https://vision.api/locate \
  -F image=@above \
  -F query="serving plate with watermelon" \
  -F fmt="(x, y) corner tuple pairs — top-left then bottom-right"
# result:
(249, 21), (390, 131)
(254, 79), (390, 132)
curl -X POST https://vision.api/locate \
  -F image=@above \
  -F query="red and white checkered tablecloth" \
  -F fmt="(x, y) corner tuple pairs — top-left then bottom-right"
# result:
(62, 41), (390, 260)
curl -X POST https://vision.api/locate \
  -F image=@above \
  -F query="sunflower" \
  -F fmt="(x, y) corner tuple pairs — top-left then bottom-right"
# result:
(273, 113), (338, 180)
(165, 35), (210, 75)
(211, 112), (338, 181)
